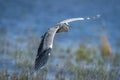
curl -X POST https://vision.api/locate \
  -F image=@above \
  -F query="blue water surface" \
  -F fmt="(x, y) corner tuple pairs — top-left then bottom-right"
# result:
(0, 0), (120, 47)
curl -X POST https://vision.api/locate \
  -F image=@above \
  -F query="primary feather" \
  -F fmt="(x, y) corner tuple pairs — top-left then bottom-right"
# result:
(60, 14), (100, 24)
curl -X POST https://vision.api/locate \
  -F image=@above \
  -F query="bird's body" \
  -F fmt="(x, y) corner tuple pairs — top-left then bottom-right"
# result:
(34, 24), (69, 71)
(34, 15), (100, 71)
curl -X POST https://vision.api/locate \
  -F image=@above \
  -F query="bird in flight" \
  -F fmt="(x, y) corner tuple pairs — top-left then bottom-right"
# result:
(34, 15), (100, 71)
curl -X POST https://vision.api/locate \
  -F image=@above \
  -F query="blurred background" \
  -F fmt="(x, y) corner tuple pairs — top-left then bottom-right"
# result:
(0, 0), (120, 80)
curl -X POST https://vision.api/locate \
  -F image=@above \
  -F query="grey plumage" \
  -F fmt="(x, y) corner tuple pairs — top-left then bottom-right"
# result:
(34, 15), (100, 71)
(34, 23), (69, 71)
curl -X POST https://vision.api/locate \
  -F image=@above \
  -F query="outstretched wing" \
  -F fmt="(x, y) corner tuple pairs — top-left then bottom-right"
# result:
(37, 33), (47, 56)
(60, 14), (100, 24)
(60, 17), (85, 23)
(34, 26), (60, 71)
(34, 32), (48, 71)
(34, 48), (51, 71)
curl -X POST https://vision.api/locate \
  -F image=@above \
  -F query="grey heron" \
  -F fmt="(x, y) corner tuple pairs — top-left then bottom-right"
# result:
(34, 15), (100, 71)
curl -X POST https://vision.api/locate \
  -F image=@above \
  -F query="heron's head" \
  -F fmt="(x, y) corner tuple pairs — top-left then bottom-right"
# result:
(56, 23), (69, 33)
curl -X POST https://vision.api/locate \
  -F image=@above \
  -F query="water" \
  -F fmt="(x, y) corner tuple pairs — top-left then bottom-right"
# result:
(0, 54), (19, 73)
(0, 0), (120, 78)
(0, 0), (120, 45)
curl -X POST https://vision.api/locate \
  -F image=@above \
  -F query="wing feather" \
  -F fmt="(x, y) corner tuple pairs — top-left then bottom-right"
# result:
(60, 14), (100, 24)
(34, 48), (51, 71)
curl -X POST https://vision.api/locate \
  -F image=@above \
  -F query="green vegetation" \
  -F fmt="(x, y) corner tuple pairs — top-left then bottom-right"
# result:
(0, 29), (120, 80)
